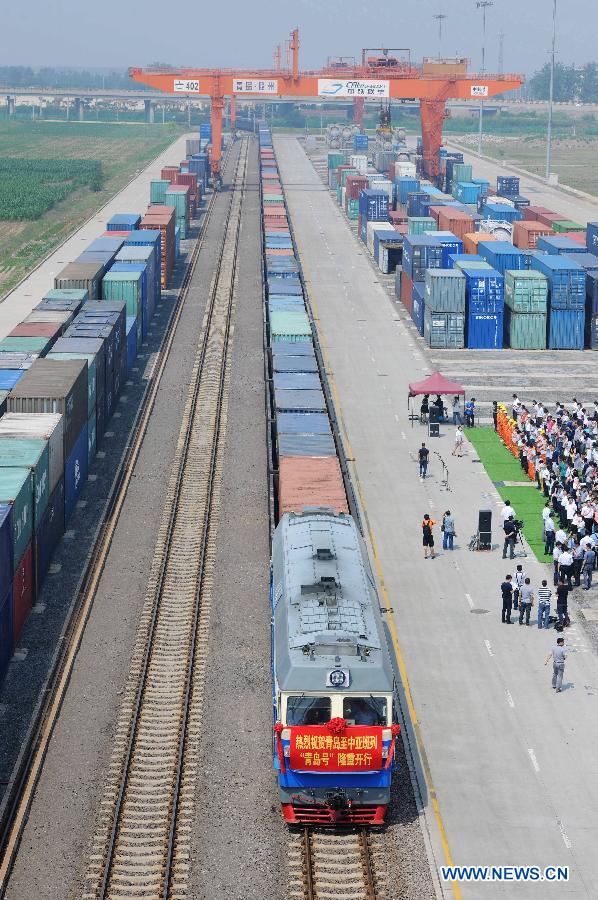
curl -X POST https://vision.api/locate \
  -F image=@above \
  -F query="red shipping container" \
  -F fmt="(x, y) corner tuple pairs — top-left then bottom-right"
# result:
(278, 457), (349, 517)
(10, 321), (63, 340)
(463, 232), (498, 254)
(102, 230), (131, 237)
(262, 172), (279, 180)
(345, 175), (368, 200)
(161, 166), (179, 183)
(13, 541), (33, 647)
(394, 224), (408, 235)
(524, 205), (556, 223)
(266, 248), (294, 256)
(560, 231), (586, 245)
(437, 208), (474, 240)
(388, 210), (408, 225)
(537, 212), (565, 228)
(401, 270), (413, 313)
(512, 220), (553, 250)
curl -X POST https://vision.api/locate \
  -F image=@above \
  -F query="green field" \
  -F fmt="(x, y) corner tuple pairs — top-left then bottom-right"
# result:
(0, 121), (184, 297)
(466, 427), (549, 563)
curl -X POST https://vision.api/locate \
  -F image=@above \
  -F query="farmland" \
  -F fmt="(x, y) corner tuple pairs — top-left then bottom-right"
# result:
(0, 121), (183, 297)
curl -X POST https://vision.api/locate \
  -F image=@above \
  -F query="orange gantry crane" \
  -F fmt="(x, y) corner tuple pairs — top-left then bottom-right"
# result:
(130, 29), (523, 180)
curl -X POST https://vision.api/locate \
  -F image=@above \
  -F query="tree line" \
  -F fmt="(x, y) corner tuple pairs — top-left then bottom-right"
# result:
(529, 62), (598, 103)
(0, 67), (149, 90)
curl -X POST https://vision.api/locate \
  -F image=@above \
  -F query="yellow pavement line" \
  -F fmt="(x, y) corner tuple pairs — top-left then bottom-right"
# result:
(299, 242), (462, 900)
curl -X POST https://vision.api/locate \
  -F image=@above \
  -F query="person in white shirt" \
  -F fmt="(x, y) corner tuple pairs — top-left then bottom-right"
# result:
(501, 500), (515, 523)
(553, 543), (563, 586)
(512, 564), (526, 610)
(544, 515), (556, 555)
(452, 426), (464, 457)
(542, 502), (551, 537)
(511, 394), (521, 420)
(555, 527), (567, 547)
(558, 548), (574, 589)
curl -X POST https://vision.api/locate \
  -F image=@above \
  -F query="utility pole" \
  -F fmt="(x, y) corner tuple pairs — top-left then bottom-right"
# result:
(545, 0), (557, 181)
(433, 12), (447, 59)
(476, 0), (493, 155)
(498, 31), (504, 76)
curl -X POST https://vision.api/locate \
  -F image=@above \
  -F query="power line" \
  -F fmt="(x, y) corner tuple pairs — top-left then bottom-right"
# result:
(433, 13), (447, 58)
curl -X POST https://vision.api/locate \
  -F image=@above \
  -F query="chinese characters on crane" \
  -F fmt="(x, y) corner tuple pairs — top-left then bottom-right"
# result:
(173, 79), (200, 93)
(233, 79), (279, 94)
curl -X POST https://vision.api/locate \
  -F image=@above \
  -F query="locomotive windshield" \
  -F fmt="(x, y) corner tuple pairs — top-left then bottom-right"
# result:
(286, 696), (331, 725)
(343, 697), (387, 726)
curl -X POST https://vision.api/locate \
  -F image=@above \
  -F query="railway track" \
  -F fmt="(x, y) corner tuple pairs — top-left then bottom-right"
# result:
(0, 140), (239, 896)
(288, 828), (386, 900)
(79, 137), (248, 899)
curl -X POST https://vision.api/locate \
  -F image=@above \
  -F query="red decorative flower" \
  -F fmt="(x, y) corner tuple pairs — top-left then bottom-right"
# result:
(326, 717), (348, 735)
(274, 722), (284, 735)
(391, 724), (401, 738)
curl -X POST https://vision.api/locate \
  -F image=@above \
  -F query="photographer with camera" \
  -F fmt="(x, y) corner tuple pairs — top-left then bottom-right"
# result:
(502, 515), (518, 560)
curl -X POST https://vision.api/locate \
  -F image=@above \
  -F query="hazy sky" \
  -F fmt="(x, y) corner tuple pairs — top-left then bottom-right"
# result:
(3, 0), (597, 74)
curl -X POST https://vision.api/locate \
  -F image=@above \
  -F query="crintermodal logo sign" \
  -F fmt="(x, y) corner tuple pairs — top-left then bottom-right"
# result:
(471, 85), (489, 97)
(318, 79), (390, 98)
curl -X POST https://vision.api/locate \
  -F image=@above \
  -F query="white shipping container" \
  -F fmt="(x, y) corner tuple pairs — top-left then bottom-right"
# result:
(367, 222), (395, 255)
(0, 413), (64, 493)
(395, 161), (417, 178)
(341, 186), (346, 209)
(349, 154), (368, 175)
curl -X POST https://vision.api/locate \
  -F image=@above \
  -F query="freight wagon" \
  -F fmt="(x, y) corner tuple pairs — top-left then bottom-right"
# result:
(260, 127), (401, 826)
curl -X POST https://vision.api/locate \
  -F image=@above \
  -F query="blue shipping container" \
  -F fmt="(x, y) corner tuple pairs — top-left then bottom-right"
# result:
(429, 232), (464, 267)
(530, 254), (586, 309)
(483, 202), (523, 223)
(477, 241), (527, 275)
(0, 370), (24, 391)
(586, 222), (598, 252)
(126, 317), (138, 372)
(0, 587), (13, 684)
(548, 309), (585, 350)
(460, 266), (505, 314)
(64, 423), (89, 523)
(467, 310), (504, 349)
(107, 214), (141, 232)
(35, 476), (64, 590)
(411, 284), (425, 335)
(0, 504), (12, 603)
(536, 235), (588, 255)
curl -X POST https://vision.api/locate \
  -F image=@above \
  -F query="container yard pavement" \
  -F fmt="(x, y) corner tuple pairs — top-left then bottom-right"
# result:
(275, 135), (598, 899)
(0, 131), (190, 341)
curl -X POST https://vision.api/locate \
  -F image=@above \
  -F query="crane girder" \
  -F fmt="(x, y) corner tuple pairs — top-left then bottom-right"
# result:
(129, 34), (523, 180)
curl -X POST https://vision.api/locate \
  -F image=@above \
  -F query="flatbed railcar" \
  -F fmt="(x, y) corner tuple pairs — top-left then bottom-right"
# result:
(271, 510), (400, 826)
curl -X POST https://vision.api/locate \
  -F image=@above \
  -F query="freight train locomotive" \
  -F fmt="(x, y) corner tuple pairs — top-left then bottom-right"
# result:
(271, 511), (400, 826)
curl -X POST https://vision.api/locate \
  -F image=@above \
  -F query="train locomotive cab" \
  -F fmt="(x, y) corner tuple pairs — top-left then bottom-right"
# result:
(271, 511), (400, 827)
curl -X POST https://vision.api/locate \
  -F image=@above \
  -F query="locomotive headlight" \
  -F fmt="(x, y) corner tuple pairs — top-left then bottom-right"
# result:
(382, 728), (392, 758)
(329, 670), (346, 687)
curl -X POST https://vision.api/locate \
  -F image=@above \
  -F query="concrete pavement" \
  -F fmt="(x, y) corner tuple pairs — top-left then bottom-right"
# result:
(0, 132), (190, 339)
(276, 134), (598, 899)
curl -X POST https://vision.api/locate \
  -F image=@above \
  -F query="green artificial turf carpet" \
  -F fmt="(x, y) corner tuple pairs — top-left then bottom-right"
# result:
(466, 428), (549, 563)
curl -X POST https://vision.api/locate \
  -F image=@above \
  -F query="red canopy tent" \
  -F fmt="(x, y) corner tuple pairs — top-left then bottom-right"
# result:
(408, 371), (465, 396)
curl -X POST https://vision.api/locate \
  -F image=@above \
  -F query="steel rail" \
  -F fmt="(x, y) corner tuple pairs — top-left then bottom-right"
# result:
(95, 138), (248, 900)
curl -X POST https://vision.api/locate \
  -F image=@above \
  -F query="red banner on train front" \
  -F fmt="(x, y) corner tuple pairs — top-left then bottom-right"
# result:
(288, 726), (384, 771)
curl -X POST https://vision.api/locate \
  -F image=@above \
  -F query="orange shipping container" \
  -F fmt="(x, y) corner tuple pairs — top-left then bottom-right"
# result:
(463, 232), (499, 254)
(512, 220), (553, 250)
(437, 209), (475, 240)
(278, 457), (349, 516)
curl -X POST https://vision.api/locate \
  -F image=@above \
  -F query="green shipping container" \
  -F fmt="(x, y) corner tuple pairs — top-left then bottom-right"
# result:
(340, 169), (358, 187)
(327, 152), (347, 170)
(165, 190), (188, 221)
(0, 391), (8, 417)
(270, 310), (312, 342)
(506, 311), (547, 350)
(43, 288), (88, 304)
(551, 220), (585, 233)
(46, 352), (96, 416)
(176, 215), (187, 240)
(454, 260), (493, 272)
(150, 180), (170, 204)
(0, 467), (34, 563)
(101, 271), (143, 320)
(346, 199), (359, 220)
(0, 336), (53, 356)
(452, 163), (473, 183)
(87, 409), (97, 461)
(504, 270), (548, 314)
(263, 194), (284, 204)
(408, 216), (437, 235)
(0, 438), (49, 531)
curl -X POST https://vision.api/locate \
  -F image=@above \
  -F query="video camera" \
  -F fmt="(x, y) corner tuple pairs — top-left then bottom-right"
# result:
(513, 519), (525, 531)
